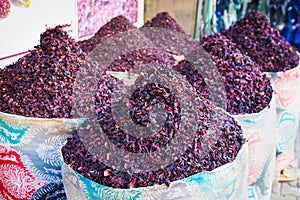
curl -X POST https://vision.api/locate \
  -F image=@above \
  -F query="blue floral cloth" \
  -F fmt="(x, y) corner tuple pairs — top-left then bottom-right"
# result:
(0, 111), (85, 199)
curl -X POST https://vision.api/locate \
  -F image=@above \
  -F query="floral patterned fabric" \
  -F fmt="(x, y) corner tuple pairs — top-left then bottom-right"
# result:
(0, 111), (84, 199)
(0, 145), (46, 200)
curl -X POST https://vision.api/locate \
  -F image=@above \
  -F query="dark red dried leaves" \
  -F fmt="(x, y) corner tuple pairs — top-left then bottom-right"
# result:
(78, 15), (136, 54)
(198, 33), (273, 114)
(0, 26), (85, 118)
(142, 12), (186, 34)
(222, 11), (299, 72)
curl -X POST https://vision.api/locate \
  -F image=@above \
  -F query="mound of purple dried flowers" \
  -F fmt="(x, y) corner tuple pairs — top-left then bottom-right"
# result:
(140, 12), (197, 58)
(62, 100), (244, 189)
(94, 77), (179, 155)
(222, 10), (299, 72)
(142, 12), (186, 34)
(89, 36), (185, 155)
(77, 14), (177, 71)
(0, 26), (85, 118)
(200, 33), (273, 114)
(200, 33), (261, 74)
(173, 33), (273, 115)
(62, 22), (245, 189)
(78, 15), (136, 54)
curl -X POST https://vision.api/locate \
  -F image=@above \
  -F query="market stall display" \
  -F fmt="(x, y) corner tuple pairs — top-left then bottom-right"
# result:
(1, 1), (299, 199)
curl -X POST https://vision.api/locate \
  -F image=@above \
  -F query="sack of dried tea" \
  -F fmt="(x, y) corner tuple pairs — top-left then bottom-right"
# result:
(222, 11), (300, 181)
(264, 58), (300, 180)
(61, 102), (248, 200)
(199, 32), (276, 200)
(232, 96), (276, 200)
(61, 142), (248, 200)
(0, 26), (86, 199)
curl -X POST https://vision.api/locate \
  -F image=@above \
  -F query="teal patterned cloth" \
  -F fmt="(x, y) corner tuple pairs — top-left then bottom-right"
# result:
(61, 144), (248, 200)
(0, 118), (29, 145)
